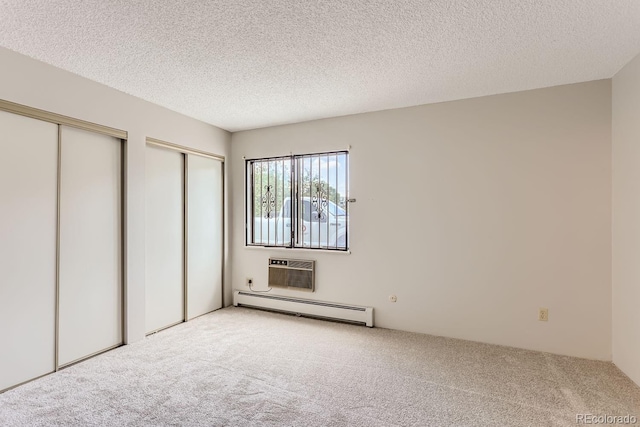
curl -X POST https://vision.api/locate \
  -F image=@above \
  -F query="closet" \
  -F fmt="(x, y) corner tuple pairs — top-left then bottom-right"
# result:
(145, 140), (223, 333)
(0, 102), (124, 391)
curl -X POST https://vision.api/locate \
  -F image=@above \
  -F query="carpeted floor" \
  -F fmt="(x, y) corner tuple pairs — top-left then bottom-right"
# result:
(1, 307), (639, 426)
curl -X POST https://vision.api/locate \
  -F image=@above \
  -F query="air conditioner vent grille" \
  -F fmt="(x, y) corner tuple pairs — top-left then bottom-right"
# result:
(288, 260), (314, 270)
(286, 269), (312, 289)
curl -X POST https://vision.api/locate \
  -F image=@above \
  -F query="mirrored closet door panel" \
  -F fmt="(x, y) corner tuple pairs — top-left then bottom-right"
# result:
(0, 110), (58, 391)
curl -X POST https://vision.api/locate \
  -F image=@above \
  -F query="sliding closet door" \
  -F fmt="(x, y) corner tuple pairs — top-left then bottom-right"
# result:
(145, 145), (184, 333)
(0, 111), (57, 391)
(58, 126), (122, 366)
(186, 155), (223, 319)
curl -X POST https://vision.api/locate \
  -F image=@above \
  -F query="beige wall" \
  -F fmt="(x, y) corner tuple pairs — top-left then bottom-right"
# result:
(0, 47), (231, 344)
(232, 80), (613, 360)
(612, 52), (640, 385)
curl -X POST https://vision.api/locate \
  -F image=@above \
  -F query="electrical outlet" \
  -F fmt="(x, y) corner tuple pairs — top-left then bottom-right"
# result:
(246, 278), (253, 287)
(538, 308), (548, 322)
(389, 295), (397, 303)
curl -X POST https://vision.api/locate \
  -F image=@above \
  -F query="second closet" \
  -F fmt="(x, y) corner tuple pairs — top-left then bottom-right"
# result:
(145, 140), (223, 334)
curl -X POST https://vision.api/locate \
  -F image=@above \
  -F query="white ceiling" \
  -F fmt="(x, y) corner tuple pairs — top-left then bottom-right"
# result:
(1, 1), (640, 132)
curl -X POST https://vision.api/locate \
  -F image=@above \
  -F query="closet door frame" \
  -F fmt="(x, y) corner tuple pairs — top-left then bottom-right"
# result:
(146, 137), (225, 322)
(0, 99), (128, 380)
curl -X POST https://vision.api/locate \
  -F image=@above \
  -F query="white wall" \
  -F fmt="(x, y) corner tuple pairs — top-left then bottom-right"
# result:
(232, 80), (613, 360)
(612, 52), (640, 386)
(0, 47), (231, 344)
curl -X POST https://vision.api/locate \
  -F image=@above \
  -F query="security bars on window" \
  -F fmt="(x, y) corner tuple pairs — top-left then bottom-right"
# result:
(246, 151), (349, 251)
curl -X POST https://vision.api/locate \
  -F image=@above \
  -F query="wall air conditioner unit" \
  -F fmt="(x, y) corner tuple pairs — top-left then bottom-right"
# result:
(268, 258), (315, 292)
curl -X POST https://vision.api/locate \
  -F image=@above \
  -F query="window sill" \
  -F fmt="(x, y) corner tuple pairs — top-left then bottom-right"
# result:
(244, 245), (351, 255)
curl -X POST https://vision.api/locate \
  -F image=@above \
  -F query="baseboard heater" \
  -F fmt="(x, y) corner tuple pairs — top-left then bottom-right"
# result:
(233, 291), (374, 327)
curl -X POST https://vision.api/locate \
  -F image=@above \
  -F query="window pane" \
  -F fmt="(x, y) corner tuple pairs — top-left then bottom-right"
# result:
(294, 152), (348, 250)
(248, 157), (291, 247)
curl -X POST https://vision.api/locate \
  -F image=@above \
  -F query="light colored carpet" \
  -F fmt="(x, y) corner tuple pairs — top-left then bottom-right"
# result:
(1, 307), (639, 426)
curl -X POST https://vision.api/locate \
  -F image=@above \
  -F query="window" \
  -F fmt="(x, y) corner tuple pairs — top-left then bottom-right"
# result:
(246, 151), (349, 251)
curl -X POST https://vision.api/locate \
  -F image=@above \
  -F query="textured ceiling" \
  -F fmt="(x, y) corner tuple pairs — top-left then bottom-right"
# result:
(1, 1), (640, 132)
